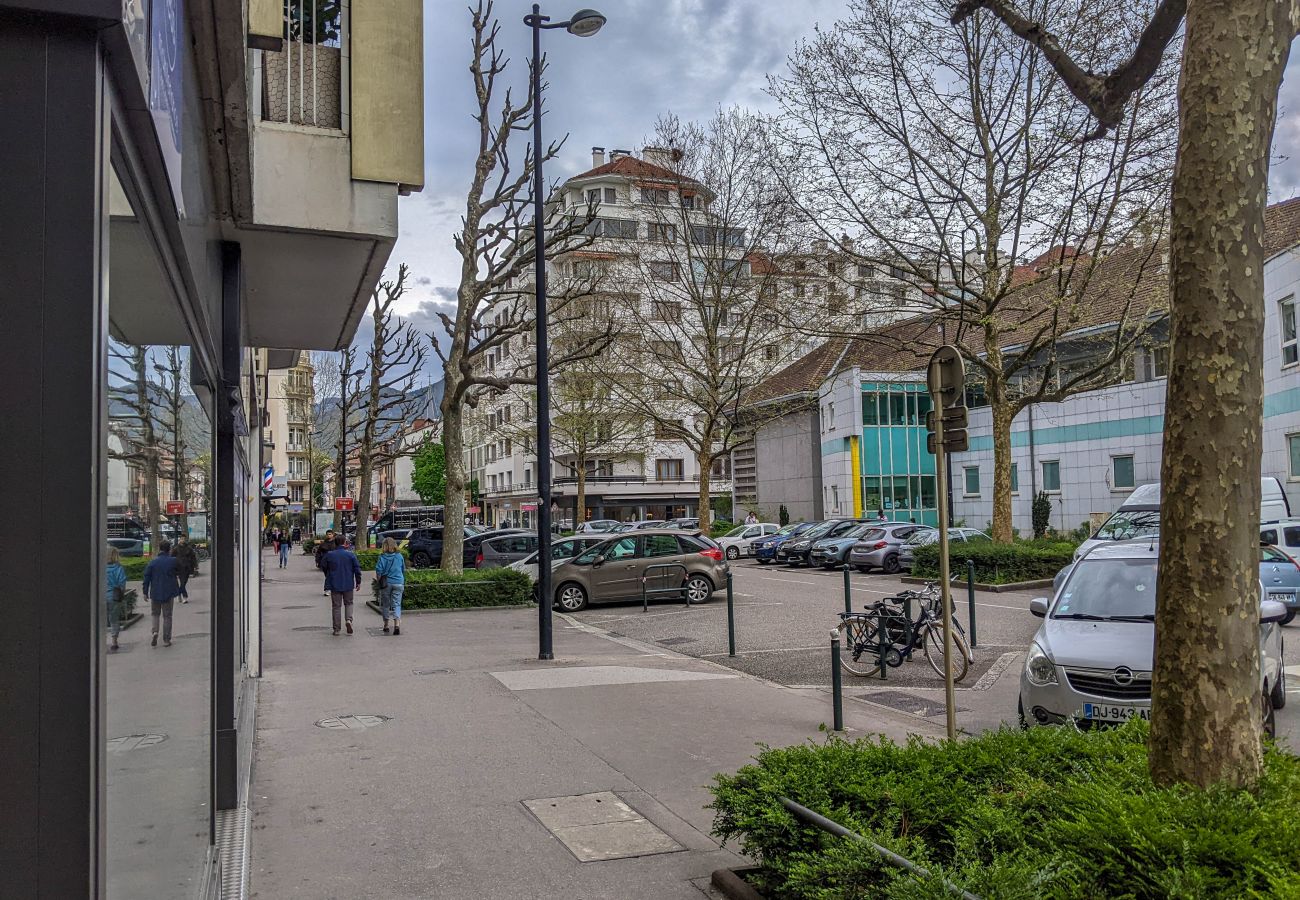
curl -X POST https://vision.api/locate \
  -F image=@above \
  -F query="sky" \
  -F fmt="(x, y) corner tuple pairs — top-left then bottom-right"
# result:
(379, 0), (1300, 347)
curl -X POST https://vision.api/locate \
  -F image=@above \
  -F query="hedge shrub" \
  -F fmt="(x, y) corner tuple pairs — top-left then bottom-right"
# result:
(353, 548), (410, 571)
(371, 567), (532, 610)
(711, 722), (1300, 900)
(912, 539), (1074, 584)
(121, 557), (149, 581)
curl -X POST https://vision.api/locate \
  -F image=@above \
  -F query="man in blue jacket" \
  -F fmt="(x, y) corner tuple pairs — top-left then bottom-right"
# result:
(323, 539), (363, 635)
(142, 541), (183, 647)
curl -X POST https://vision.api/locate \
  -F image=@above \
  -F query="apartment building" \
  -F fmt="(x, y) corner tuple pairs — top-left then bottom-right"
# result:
(468, 146), (919, 527)
(0, 1), (424, 895)
(265, 358), (318, 509)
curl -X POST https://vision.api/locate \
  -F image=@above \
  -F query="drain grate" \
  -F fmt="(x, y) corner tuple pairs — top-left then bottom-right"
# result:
(315, 715), (390, 730)
(856, 691), (967, 718)
(293, 625), (332, 632)
(412, 667), (451, 676)
(655, 636), (694, 646)
(108, 733), (168, 754)
(215, 806), (248, 900)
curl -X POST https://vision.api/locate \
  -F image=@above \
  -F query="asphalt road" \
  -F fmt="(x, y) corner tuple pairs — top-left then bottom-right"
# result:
(568, 556), (1300, 746)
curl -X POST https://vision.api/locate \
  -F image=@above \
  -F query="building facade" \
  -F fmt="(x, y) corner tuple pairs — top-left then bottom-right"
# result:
(0, 2), (423, 896)
(265, 358), (317, 511)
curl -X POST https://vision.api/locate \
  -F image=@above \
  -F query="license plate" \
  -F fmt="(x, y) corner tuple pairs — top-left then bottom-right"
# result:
(1080, 703), (1150, 723)
(1273, 591), (1297, 605)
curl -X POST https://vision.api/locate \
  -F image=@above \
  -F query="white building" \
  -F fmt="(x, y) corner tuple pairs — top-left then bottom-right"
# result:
(264, 358), (316, 509)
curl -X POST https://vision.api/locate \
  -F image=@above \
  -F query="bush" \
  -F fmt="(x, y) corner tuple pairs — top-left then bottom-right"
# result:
(709, 519), (735, 538)
(1032, 490), (1052, 538)
(912, 539), (1074, 584)
(121, 557), (149, 581)
(372, 567), (532, 610)
(710, 722), (1300, 900)
(121, 587), (138, 618)
(353, 548), (410, 571)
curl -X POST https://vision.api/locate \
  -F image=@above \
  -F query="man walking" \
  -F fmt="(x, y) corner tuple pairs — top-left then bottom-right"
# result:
(278, 527), (293, 568)
(315, 530), (336, 596)
(323, 538), (362, 635)
(173, 535), (198, 602)
(142, 541), (183, 647)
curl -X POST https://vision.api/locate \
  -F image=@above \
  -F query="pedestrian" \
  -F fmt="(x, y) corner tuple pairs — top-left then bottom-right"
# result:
(173, 534), (198, 602)
(375, 537), (406, 636)
(315, 530), (336, 596)
(278, 528), (293, 568)
(273, 528), (282, 557)
(106, 546), (127, 652)
(877, 509), (888, 522)
(744, 511), (758, 525)
(142, 541), (182, 647)
(291, 525), (301, 543)
(323, 538), (363, 636)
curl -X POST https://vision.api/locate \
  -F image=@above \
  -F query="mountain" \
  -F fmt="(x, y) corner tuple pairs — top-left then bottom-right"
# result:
(313, 379), (444, 452)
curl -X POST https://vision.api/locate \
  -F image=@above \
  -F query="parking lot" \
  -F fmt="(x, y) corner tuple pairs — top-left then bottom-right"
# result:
(567, 556), (1300, 743)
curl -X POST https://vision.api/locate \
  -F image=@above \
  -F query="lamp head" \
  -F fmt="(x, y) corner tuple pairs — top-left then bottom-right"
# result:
(566, 8), (605, 36)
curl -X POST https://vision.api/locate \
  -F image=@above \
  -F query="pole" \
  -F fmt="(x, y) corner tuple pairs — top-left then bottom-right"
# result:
(726, 571), (736, 657)
(530, 5), (554, 660)
(842, 566), (851, 616)
(830, 631), (844, 732)
(934, 400), (957, 740)
(966, 558), (977, 648)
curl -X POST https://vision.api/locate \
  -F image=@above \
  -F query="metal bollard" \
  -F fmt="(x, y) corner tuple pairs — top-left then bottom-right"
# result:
(726, 571), (736, 657)
(903, 596), (914, 660)
(830, 630), (844, 731)
(843, 566), (852, 616)
(966, 559), (977, 648)
(878, 614), (888, 680)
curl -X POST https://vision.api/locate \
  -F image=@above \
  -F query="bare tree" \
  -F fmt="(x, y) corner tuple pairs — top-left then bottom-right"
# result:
(352, 266), (429, 548)
(603, 110), (807, 530)
(155, 346), (190, 523)
(767, 0), (1177, 541)
(955, 0), (1297, 792)
(435, 0), (609, 574)
(108, 343), (168, 551)
(331, 346), (364, 532)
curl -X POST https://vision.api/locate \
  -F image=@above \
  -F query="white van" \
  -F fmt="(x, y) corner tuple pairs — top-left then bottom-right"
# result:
(1076, 477), (1290, 561)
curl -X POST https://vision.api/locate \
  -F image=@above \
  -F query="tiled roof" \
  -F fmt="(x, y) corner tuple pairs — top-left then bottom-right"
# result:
(745, 339), (849, 405)
(1266, 196), (1300, 257)
(568, 154), (683, 183)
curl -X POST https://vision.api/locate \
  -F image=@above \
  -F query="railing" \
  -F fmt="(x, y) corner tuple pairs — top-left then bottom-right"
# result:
(553, 475), (647, 485)
(261, 0), (343, 129)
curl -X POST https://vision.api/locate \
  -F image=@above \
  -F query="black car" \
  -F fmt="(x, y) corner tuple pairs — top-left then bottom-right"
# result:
(775, 518), (873, 566)
(407, 527), (527, 569)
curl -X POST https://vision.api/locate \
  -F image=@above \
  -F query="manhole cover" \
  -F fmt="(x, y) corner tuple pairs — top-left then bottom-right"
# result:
(174, 632), (209, 639)
(315, 715), (391, 730)
(523, 792), (682, 861)
(293, 626), (332, 632)
(108, 733), (168, 753)
(282, 605), (314, 610)
(856, 691), (967, 718)
(413, 667), (451, 676)
(656, 636), (694, 646)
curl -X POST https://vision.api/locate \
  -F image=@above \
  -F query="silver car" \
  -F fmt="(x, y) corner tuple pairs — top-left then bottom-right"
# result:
(897, 527), (989, 571)
(509, 536), (610, 583)
(847, 523), (926, 574)
(1019, 540), (1288, 734)
(475, 532), (538, 569)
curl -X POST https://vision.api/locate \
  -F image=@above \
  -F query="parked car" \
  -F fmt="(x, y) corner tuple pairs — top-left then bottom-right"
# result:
(809, 522), (878, 569)
(576, 519), (621, 534)
(1260, 544), (1300, 624)
(717, 522), (781, 560)
(751, 522), (816, 564)
(107, 536), (144, 557)
(509, 536), (610, 584)
(897, 527), (990, 571)
(550, 529), (727, 611)
(665, 517), (700, 530)
(475, 532), (539, 569)
(376, 528), (413, 549)
(847, 523), (927, 573)
(1020, 539), (1287, 734)
(779, 519), (872, 567)
(407, 527), (524, 569)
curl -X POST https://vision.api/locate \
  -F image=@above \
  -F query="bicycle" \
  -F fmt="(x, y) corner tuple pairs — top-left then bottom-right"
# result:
(835, 580), (974, 682)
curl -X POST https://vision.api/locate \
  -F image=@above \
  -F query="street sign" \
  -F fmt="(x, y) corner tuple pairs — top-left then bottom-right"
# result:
(334, 497), (354, 511)
(467, 506), (481, 514)
(927, 344), (966, 405)
(926, 346), (969, 454)
(522, 503), (538, 511)
(165, 500), (186, 516)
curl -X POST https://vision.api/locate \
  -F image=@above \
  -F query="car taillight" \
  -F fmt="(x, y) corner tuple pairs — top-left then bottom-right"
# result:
(872, 541), (888, 550)
(475, 551), (484, 567)
(700, 547), (724, 561)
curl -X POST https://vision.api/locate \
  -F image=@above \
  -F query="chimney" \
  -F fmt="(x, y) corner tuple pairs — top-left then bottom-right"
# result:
(591, 146), (606, 168)
(610, 148), (631, 159)
(642, 145), (672, 167)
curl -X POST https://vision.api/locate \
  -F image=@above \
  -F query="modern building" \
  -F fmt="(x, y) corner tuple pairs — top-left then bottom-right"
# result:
(264, 358), (317, 511)
(0, 1), (423, 897)
(745, 199), (1300, 533)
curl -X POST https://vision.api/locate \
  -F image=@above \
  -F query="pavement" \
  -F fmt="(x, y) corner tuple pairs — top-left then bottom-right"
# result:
(246, 550), (943, 900)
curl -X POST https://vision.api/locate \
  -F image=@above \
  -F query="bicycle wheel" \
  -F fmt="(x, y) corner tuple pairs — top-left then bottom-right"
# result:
(836, 617), (882, 678)
(921, 623), (971, 683)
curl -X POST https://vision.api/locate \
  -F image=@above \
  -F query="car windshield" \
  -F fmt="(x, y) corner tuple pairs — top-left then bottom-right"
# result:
(464, 524), (484, 537)
(724, 525), (749, 538)
(843, 523), (874, 539)
(904, 529), (937, 546)
(1095, 510), (1160, 541)
(1262, 546), (1291, 563)
(801, 521), (838, 540)
(858, 528), (886, 541)
(1054, 558), (1157, 620)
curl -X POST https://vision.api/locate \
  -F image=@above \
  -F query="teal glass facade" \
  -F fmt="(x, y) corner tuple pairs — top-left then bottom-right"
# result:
(861, 382), (939, 526)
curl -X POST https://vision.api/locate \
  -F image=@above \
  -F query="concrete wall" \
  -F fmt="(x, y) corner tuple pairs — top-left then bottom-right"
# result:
(818, 368), (863, 518)
(751, 406), (822, 523)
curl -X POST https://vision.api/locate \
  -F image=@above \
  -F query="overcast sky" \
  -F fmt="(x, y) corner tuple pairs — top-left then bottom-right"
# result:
(381, 0), (1300, 347)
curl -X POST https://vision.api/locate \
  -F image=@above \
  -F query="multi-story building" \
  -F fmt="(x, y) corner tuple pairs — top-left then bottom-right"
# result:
(468, 145), (920, 527)
(1, 1), (425, 895)
(265, 358), (317, 509)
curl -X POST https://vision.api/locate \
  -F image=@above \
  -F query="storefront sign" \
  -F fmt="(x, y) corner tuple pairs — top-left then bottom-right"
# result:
(165, 500), (186, 515)
(335, 497), (354, 511)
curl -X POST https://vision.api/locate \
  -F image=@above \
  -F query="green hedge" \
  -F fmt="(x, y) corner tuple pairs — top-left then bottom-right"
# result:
(371, 567), (532, 609)
(711, 722), (1300, 899)
(709, 519), (734, 538)
(121, 557), (149, 581)
(912, 539), (1075, 584)
(354, 548), (411, 570)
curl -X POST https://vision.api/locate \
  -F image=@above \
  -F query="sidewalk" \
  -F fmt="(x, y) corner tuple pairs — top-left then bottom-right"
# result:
(247, 550), (943, 899)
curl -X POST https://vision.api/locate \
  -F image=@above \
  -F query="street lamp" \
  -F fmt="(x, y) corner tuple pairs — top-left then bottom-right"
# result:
(523, 4), (605, 661)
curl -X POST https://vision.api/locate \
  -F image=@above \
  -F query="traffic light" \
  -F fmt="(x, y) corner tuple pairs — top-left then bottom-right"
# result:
(926, 345), (969, 453)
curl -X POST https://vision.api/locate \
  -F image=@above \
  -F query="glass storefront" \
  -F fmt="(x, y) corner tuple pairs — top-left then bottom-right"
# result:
(861, 382), (939, 525)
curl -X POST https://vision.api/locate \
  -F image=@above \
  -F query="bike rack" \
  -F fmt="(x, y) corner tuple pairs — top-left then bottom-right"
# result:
(640, 562), (690, 613)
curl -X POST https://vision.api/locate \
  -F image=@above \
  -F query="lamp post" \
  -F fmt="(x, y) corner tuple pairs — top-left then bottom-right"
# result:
(523, 5), (606, 661)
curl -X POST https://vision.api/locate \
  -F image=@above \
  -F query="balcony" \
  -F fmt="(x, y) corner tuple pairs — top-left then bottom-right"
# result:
(554, 475), (647, 485)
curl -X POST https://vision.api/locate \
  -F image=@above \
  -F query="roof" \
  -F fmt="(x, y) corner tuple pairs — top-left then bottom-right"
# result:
(745, 338), (850, 405)
(1266, 196), (1300, 258)
(568, 154), (686, 184)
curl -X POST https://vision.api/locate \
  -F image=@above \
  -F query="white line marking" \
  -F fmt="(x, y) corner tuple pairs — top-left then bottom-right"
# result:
(972, 651), (1022, 691)
(756, 576), (818, 585)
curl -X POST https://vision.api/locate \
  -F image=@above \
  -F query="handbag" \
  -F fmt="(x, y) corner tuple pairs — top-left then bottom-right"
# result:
(377, 575), (388, 589)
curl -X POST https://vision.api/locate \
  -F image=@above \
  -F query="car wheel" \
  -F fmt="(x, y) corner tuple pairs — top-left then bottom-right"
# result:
(756, 558), (770, 566)
(411, 551), (433, 568)
(882, 554), (900, 575)
(685, 574), (714, 604)
(1018, 697), (1029, 730)
(1263, 686), (1277, 739)
(1283, 608), (1296, 626)
(1272, 666), (1287, 710)
(855, 565), (870, 574)
(555, 583), (589, 612)
(725, 545), (740, 560)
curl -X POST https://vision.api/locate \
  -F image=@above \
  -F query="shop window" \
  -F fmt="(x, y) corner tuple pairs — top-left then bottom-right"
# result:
(1112, 455), (1135, 490)
(1042, 460), (1061, 492)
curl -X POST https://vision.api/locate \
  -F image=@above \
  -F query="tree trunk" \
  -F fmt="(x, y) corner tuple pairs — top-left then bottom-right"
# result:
(576, 455), (587, 529)
(441, 392), (466, 575)
(356, 451), (373, 549)
(1149, 0), (1289, 790)
(144, 453), (163, 554)
(984, 338), (1015, 542)
(697, 448), (712, 532)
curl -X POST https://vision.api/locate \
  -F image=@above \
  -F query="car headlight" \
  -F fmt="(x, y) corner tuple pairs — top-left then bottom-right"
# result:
(791, 541), (810, 550)
(1024, 643), (1058, 686)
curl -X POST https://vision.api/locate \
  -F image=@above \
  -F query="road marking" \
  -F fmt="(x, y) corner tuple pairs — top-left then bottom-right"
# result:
(755, 576), (818, 585)
(701, 645), (827, 657)
(972, 651), (1022, 691)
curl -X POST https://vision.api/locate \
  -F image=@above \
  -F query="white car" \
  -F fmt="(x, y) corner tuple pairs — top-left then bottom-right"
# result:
(1020, 539), (1287, 735)
(508, 536), (610, 583)
(716, 522), (781, 560)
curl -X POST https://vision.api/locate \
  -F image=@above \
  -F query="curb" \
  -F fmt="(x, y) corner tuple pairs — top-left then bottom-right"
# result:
(116, 612), (144, 631)
(711, 867), (766, 900)
(900, 575), (1053, 593)
(363, 599), (531, 616)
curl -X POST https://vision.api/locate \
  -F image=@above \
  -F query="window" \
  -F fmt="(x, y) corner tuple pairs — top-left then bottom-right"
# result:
(680, 193), (695, 209)
(963, 466), (980, 496)
(655, 458), (684, 480)
(791, 284), (806, 298)
(504, 438), (512, 455)
(640, 187), (670, 205)
(1288, 434), (1300, 479)
(1282, 297), (1298, 366)
(690, 225), (746, 247)
(604, 187), (616, 203)
(1010, 463), (1019, 495)
(1151, 345), (1169, 379)
(652, 299), (683, 322)
(647, 222), (676, 242)
(1042, 460), (1061, 492)
(586, 188), (600, 205)
(889, 265), (907, 279)
(827, 401), (835, 427)
(654, 420), (677, 440)
(711, 456), (732, 479)
(764, 345), (779, 361)
(857, 263), (874, 278)
(1112, 455), (1135, 490)
(587, 218), (638, 240)
(640, 534), (680, 557)
(648, 261), (679, 282)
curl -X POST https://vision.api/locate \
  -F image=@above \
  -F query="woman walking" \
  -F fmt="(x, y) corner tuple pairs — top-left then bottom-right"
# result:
(374, 537), (406, 635)
(106, 547), (127, 652)
(278, 528), (292, 568)
(174, 535), (198, 602)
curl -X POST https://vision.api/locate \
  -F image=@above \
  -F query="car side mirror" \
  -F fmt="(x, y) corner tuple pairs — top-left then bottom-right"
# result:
(1261, 598), (1289, 624)
(1030, 597), (1049, 618)
(592, 554), (606, 568)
